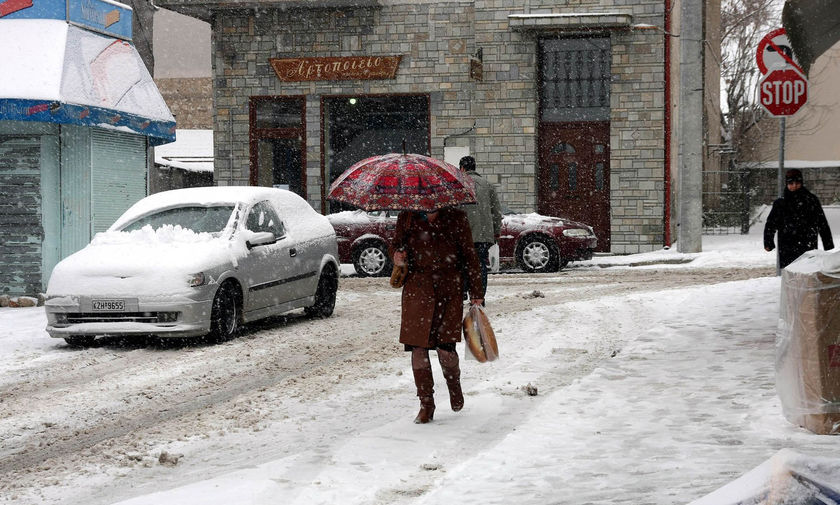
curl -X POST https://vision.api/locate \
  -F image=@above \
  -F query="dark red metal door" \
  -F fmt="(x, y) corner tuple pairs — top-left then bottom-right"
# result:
(538, 122), (610, 251)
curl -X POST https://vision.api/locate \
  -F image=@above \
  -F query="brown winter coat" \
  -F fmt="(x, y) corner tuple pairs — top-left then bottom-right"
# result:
(390, 208), (485, 348)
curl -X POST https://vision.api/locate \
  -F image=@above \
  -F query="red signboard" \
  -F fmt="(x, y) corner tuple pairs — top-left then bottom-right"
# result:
(759, 69), (808, 116)
(269, 56), (402, 82)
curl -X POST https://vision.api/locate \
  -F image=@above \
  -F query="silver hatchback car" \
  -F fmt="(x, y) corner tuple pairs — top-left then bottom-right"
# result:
(45, 187), (339, 346)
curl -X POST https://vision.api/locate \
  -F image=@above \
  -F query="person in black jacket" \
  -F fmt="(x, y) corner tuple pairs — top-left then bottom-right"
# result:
(764, 169), (834, 268)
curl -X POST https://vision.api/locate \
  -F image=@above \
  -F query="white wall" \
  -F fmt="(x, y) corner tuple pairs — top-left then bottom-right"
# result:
(153, 9), (211, 79)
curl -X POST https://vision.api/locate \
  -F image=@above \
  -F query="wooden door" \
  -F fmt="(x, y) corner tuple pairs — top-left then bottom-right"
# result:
(538, 122), (610, 250)
(249, 96), (306, 197)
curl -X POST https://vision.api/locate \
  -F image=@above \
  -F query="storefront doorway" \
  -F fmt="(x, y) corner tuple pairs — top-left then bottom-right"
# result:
(249, 96), (306, 196)
(323, 94), (430, 213)
(538, 37), (611, 251)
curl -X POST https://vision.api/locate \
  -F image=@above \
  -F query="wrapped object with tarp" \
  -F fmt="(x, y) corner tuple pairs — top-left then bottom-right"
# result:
(688, 449), (840, 505)
(777, 249), (840, 435)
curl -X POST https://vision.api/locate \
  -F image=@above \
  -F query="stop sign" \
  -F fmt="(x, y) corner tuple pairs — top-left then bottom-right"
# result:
(759, 69), (808, 116)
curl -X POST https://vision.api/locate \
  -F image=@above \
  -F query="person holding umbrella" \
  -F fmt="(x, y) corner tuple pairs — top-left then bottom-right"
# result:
(391, 208), (484, 424)
(328, 151), (484, 424)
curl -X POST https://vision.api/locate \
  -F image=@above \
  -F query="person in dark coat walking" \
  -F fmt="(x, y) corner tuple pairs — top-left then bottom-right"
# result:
(764, 169), (834, 269)
(391, 207), (485, 424)
(458, 156), (502, 296)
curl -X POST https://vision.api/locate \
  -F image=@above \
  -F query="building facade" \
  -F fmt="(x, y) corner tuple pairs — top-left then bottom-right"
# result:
(158, 0), (719, 254)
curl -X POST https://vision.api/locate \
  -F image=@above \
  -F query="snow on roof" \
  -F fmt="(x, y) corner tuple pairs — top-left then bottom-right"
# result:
(0, 19), (67, 100)
(154, 129), (214, 173)
(0, 19), (174, 123)
(109, 186), (316, 231)
(742, 160), (840, 169)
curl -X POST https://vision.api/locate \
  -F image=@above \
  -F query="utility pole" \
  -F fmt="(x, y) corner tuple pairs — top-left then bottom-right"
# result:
(776, 117), (786, 276)
(677, 0), (704, 253)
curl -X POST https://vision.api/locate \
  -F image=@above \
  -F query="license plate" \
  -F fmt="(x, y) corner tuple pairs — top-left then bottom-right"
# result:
(92, 299), (125, 311)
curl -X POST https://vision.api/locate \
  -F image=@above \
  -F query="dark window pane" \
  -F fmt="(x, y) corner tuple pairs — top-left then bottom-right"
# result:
(568, 162), (578, 190)
(324, 94), (429, 212)
(541, 38), (610, 122)
(550, 163), (559, 190)
(246, 201), (286, 236)
(551, 141), (576, 154)
(254, 98), (304, 129)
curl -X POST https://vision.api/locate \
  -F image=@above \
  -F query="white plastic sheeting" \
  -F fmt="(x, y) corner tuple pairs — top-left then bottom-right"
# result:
(777, 249), (840, 435)
(689, 449), (840, 505)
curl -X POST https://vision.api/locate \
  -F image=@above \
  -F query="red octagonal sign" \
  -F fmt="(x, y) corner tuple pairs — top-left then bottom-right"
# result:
(759, 69), (808, 116)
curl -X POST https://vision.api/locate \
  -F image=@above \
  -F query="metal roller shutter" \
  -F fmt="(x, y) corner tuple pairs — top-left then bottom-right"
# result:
(91, 129), (147, 233)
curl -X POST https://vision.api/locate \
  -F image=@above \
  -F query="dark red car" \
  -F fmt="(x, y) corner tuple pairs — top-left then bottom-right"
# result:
(327, 208), (597, 276)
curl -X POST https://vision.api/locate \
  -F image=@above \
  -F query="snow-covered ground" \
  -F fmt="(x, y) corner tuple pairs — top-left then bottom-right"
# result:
(2, 207), (839, 505)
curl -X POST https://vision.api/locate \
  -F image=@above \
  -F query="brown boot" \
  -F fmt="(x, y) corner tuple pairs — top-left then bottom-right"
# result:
(411, 348), (436, 424)
(438, 349), (464, 412)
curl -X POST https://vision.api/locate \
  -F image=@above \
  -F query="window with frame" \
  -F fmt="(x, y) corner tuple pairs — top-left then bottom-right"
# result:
(541, 37), (611, 122)
(246, 201), (286, 237)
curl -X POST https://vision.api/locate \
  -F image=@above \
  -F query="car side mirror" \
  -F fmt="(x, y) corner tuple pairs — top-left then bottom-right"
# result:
(246, 231), (277, 249)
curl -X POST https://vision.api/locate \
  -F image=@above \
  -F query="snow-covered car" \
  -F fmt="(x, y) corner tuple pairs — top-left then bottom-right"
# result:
(45, 187), (340, 346)
(327, 208), (597, 276)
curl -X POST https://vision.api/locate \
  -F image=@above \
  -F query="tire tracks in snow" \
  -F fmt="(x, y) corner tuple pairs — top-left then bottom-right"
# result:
(0, 267), (773, 499)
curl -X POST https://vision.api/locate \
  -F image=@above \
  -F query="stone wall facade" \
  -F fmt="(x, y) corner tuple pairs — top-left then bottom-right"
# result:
(155, 77), (214, 129)
(749, 166), (840, 207)
(208, 0), (668, 253)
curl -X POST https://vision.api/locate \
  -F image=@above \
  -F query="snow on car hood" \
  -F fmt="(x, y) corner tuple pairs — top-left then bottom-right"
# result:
(503, 213), (591, 231)
(47, 225), (248, 297)
(325, 210), (373, 227)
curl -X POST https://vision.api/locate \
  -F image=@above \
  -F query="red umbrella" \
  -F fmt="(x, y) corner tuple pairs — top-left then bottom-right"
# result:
(327, 153), (476, 211)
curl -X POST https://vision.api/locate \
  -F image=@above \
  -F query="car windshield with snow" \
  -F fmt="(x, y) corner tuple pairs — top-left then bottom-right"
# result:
(44, 187), (340, 346)
(327, 207), (596, 276)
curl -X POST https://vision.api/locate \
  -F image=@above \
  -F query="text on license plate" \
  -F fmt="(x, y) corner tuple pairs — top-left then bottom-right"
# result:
(92, 299), (125, 311)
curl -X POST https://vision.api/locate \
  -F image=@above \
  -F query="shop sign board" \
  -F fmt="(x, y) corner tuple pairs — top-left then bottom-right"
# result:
(0, 0), (133, 41)
(269, 56), (402, 82)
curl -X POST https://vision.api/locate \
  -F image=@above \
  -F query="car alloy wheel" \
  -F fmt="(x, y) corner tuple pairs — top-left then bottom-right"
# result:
(305, 264), (338, 318)
(353, 242), (392, 277)
(209, 281), (240, 343)
(517, 235), (560, 273)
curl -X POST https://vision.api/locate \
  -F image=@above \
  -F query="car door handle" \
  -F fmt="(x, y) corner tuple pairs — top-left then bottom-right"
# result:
(289, 248), (297, 257)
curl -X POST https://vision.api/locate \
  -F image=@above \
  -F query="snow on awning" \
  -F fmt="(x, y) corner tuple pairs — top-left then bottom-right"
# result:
(154, 129), (214, 173)
(508, 12), (633, 31)
(0, 19), (176, 146)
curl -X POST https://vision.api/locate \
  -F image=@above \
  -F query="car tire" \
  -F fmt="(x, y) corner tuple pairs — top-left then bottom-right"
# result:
(305, 264), (338, 318)
(352, 241), (392, 277)
(64, 335), (95, 347)
(516, 235), (560, 273)
(209, 281), (240, 343)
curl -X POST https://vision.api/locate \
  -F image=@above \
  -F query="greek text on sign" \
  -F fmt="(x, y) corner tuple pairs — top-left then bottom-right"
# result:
(270, 56), (402, 82)
(759, 69), (808, 116)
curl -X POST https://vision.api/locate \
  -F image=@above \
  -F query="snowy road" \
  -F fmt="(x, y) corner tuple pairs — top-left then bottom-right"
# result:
(0, 266), (775, 504)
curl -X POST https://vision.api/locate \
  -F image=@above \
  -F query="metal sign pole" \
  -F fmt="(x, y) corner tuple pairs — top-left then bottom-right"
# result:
(777, 117), (786, 276)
